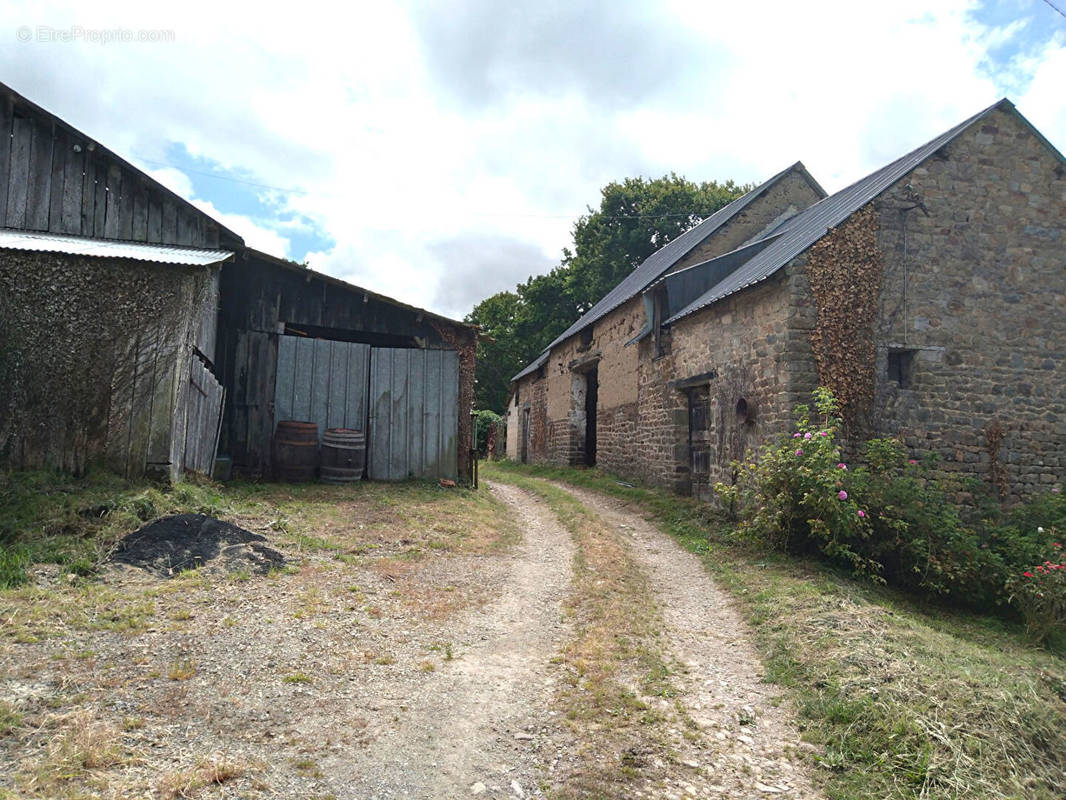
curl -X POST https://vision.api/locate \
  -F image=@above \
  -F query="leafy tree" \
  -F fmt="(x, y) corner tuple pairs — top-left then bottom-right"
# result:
(563, 174), (744, 312)
(467, 174), (746, 412)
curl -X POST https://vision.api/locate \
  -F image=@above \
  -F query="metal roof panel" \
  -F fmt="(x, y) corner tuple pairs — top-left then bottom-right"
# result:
(665, 99), (1013, 324)
(0, 229), (233, 266)
(510, 162), (824, 382)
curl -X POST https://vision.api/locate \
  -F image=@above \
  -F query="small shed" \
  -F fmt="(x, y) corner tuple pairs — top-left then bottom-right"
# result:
(216, 249), (477, 483)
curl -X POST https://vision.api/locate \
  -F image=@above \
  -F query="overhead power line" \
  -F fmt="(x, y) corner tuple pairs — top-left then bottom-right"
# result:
(134, 154), (742, 223)
(1039, 0), (1066, 19)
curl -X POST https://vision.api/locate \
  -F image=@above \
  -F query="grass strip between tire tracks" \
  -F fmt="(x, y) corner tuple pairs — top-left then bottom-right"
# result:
(484, 461), (1066, 800)
(487, 470), (686, 798)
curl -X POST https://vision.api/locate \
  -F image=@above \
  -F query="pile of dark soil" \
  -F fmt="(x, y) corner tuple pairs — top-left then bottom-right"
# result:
(109, 514), (285, 578)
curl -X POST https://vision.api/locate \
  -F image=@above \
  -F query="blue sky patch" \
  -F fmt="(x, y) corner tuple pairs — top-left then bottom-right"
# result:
(968, 0), (1065, 94)
(139, 142), (334, 261)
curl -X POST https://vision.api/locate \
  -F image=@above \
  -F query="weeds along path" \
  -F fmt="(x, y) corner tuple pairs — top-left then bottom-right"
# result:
(556, 483), (822, 799)
(331, 481), (575, 799)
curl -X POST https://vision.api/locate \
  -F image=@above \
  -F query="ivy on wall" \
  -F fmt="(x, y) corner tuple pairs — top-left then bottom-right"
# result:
(806, 205), (883, 423)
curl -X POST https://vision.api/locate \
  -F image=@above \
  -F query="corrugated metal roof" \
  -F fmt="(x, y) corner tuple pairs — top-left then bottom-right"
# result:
(665, 99), (1013, 324)
(512, 350), (549, 383)
(511, 162), (824, 382)
(0, 229), (233, 265)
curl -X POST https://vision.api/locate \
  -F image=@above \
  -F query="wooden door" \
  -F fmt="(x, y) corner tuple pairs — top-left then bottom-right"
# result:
(368, 348), (459, 480)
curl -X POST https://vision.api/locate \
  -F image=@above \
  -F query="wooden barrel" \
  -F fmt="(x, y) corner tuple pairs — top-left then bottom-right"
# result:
(274, 421), (319, 482)
(320, 428), (366, 484)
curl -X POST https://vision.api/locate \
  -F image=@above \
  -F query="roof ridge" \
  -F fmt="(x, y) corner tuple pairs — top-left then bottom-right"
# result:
(512, 161), (822, 382)
(665, 98), (1015, 324)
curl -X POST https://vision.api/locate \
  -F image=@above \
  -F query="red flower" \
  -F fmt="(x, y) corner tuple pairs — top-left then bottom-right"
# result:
(1023, 571), (1034, 578)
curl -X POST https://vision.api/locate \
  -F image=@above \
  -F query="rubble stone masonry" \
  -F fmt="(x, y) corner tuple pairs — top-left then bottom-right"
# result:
(870, 105), (1066, 502)
(507, 114), (1064, 503)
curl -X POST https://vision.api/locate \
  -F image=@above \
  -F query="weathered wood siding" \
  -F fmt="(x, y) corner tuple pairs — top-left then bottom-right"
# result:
(274, 336), (370, 436)
(183, 355), (224, 476)
(0, 89), (233, 248)
(217, 252), (476, 480)
(368, 348), (459, 481)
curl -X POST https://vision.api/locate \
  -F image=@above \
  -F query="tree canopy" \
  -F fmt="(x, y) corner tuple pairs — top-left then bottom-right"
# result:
(467, 174), (746, 412)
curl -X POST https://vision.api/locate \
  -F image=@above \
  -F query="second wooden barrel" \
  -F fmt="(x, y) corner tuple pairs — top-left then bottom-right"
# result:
(274, 421), (319, 482)
(320, 428), (366, 484)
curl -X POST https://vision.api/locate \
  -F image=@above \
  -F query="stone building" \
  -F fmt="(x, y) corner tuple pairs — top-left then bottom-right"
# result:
(506, 99), (1065, 503)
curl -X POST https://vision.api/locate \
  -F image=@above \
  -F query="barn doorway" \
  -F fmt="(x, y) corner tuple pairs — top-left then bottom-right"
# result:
(521, 407), (530, 464)
(584, 366), (598, 466)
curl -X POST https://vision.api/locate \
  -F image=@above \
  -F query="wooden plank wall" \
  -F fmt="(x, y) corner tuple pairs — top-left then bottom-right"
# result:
(218, 329), (277, 476)
(0, 94), (220, 247)
(368, 348), (459, 481)
(183, 356), (225, 476)
(274, 335), (371, 438)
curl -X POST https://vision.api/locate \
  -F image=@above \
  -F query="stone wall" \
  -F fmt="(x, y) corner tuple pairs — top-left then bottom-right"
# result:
(869, 105), (1066, 502)
(670, 168), (825, 272)
(632, 271), (801, 492)
(512, 167), (823, 474)
(505, 120), (1064, 504)
(0, 251), (216, 477)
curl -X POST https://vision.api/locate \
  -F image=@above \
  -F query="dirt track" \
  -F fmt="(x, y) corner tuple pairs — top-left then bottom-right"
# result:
(329, 482), (576, 798)
(0, 478), (819, 799)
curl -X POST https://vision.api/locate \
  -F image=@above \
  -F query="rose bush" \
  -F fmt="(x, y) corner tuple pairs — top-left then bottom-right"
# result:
(1006, 539), (1066, 643)
(718, 388), (1066, 634)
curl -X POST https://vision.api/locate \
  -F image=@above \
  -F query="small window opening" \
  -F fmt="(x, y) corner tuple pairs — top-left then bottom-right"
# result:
(514, 386), (520, 407)
(578, 327), (594, 351)
(887, 349), (916, 388)
(735, 397), (755, 425)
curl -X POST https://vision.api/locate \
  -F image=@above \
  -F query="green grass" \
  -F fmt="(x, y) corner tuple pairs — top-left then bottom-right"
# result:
(0, 468), (235, 588)
(0, 468), (514, 590)
(485, 460), (1066, 800)
(487, 467), (683, 797)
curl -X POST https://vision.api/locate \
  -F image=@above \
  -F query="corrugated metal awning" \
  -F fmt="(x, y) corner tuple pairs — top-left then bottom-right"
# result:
(0, 229), (233, 266)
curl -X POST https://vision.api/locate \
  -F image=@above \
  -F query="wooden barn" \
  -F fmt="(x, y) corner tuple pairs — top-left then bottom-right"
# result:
(217, 249), (477, 483)
(0, 82), (241, 481)
(0, 81), (476, 484)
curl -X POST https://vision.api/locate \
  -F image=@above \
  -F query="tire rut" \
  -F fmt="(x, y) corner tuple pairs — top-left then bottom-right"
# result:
(556, 483), (823, 799)
(328, 481), (574, 799)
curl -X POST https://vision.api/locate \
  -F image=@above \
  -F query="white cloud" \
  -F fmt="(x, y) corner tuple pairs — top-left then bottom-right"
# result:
(146, 167), (292, 257)
(1, 0), (1062, 320)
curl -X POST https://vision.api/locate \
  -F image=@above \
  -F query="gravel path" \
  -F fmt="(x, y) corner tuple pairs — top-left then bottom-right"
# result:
(557, 484), (822, 799)
(328, 482), (575, 799)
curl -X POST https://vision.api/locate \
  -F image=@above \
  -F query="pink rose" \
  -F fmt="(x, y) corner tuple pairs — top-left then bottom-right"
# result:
(804, 432), (812, 440)
(838, 490), (848, 501)
(858, 510), (866, 518)
(795, 449), (803, 456)
(837, 463), (847, 470)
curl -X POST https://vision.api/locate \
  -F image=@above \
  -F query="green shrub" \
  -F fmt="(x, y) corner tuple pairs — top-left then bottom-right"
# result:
(473, 409), (501, 457)
(1005, 536), (1066, 643)
(719, 387), (1066, 631)
(848, 438), (982, 598)
(716, 387), (879, 577)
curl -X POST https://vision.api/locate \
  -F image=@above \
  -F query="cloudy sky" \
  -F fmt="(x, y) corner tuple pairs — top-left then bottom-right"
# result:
(1, 0), (1064, 319)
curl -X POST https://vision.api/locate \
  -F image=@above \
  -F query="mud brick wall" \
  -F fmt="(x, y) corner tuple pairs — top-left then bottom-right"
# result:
(869, 105), (1066, 502)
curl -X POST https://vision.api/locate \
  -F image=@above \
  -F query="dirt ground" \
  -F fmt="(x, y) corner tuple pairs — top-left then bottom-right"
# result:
(0, 478), (819, 799)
